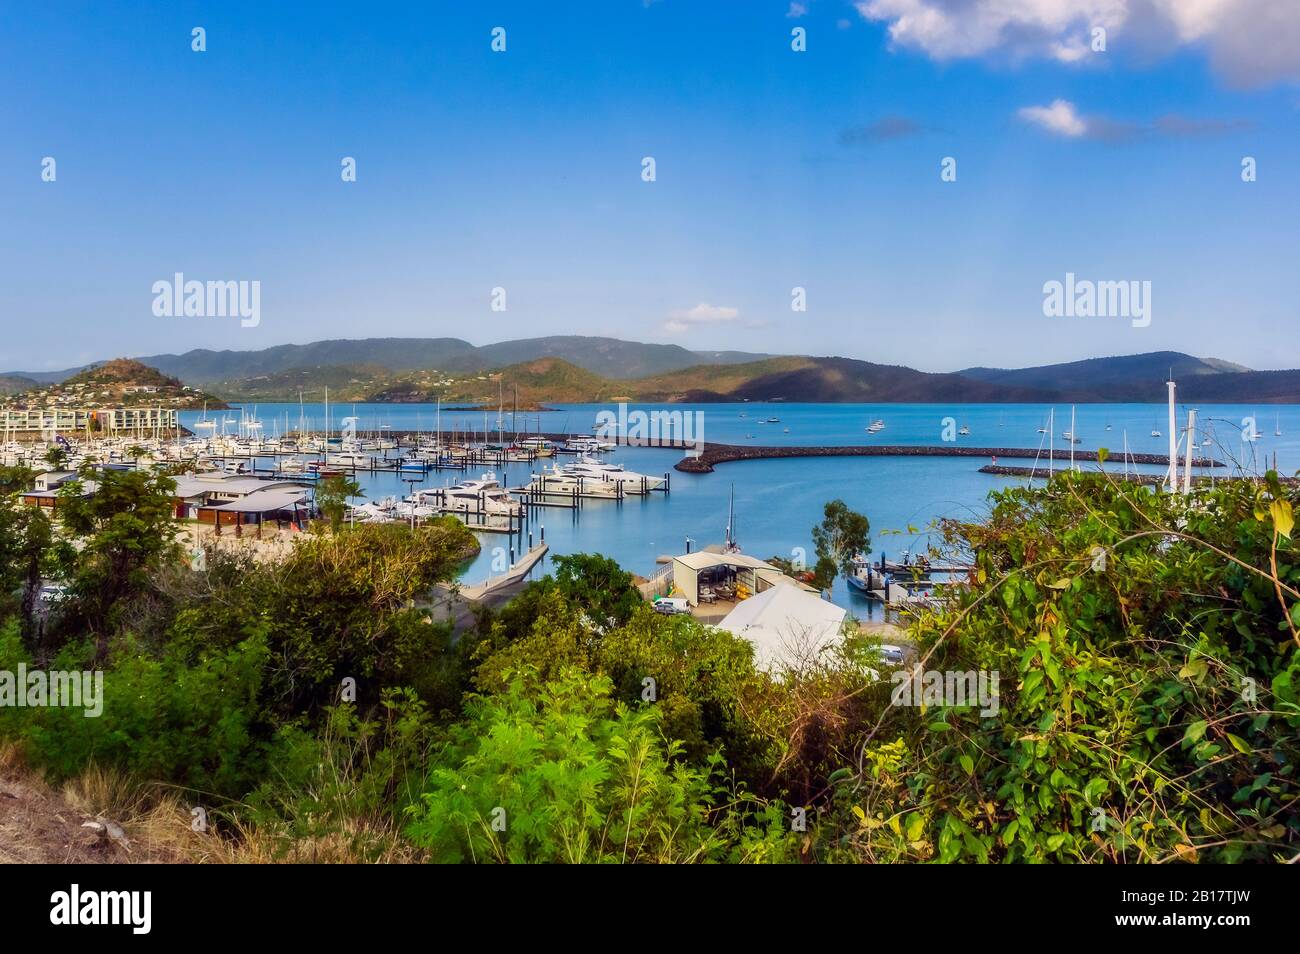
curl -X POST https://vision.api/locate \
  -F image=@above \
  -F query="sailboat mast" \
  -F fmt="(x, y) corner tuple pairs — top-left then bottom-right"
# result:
(1048, 408), (1054, 475)
(1069, 405), (1075, 471)
(726, 483), (735, 547)
(1166, 377), (1178, 490)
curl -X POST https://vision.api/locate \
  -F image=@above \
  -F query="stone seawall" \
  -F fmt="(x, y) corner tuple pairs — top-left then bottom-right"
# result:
(673, 444), (1223, 474)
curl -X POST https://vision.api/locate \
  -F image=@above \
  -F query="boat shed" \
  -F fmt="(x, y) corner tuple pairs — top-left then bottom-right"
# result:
(669, 551), (795, 607)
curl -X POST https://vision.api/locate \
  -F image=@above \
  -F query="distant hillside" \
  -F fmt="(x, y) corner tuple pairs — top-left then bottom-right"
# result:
(8, 339), (1300, 404)
(38, 336), (773, 386)
(210, 364), (398, 403)
(470, 337), (769, 379)
(633, 356), (1055, 403)
(1167, 369), (1300, 404)
(1, 358), (227, 410)
(0, 374), (38, 396)
(958, 352), (1255, 402)
(438, 357), (614, 406)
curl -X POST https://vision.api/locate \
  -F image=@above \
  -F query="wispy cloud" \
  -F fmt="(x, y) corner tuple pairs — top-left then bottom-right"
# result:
(663, 303), (741, 335)
(1154, 114), (1253, 137)
(1017, 100), (1088, 138)
(1017, 99), (1252, 142)
(786, 2), (809, 18)
(840, 115), (930, 144)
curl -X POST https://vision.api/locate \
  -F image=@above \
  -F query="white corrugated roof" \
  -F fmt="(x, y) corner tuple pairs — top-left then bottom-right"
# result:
(203, 488), (308, 513)
(718, 585), (847, 671)
(172, 474), (310, 498)
(673, 551), (775, 571)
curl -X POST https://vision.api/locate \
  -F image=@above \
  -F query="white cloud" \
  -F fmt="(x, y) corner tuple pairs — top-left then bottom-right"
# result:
(663, 303), (741, 335)
(1017, 99), (1089, 137)
(856, 0), (1126, 61)
(856, 0), (1300, 87)
(1016, 99), (1252, 141)
(787, 2), (809, 17)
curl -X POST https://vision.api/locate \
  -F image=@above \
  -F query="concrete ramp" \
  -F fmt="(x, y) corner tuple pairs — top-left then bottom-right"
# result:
(459, 543), (549, 601)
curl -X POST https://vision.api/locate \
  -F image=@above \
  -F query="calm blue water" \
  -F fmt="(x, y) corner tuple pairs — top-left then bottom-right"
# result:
(183, 402), (1300, 614)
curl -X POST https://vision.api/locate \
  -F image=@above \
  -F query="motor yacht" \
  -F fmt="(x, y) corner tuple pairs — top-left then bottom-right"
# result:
(411, 473), (522, 516)
(563, 456), (665, 492)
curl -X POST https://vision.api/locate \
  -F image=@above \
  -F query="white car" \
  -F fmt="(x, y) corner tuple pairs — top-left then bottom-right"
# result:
(878, 644), (907, 664)
(653, 597), (690, 616)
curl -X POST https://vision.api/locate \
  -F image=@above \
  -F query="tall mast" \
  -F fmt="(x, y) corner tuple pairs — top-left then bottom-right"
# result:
(1166, 376), (1177, 490)
(726, 483), (735, 548)
(1048, 407), (1054, 476)
(1069, 405), (1075, 471)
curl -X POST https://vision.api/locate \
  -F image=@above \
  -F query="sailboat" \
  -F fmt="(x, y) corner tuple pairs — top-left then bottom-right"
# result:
(1151, 421), (1161, 439)
(722, 484), (741, 554)
(1276, 413), (1282, 437)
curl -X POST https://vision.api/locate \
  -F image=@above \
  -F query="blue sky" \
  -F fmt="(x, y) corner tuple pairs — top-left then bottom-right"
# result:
(2, 1), (1297, 372)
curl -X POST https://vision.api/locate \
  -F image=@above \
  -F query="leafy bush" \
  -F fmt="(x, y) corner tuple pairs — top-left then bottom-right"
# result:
(405, 667), (794, 863)
(0, 622), (274, 797)
(842, 471), (1300, 863)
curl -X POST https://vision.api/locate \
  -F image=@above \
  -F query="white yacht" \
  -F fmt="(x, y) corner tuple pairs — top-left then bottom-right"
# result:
(527, 463), (621, 498)
(325, 451), (376, 468)
(411, 473), (522, 516)
(563, 456), (666, 492)
(564, 435), (615, 454)
(866, 419), (885, 434)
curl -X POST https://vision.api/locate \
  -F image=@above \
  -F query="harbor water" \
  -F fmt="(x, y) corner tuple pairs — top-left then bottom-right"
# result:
(181, 401), (1300, 614)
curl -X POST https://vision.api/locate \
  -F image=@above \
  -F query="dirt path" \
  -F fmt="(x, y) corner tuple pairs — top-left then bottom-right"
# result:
(0, 753), (191, 864)
(0, 762), (125, 863)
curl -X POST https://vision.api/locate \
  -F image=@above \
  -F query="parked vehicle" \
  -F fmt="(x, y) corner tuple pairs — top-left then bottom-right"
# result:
(652, 597), (690, 615)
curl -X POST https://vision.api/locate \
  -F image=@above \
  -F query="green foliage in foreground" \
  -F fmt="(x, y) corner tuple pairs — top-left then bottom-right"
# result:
(405, 668), (794, 863)
(0, 462), (1296, 862)
(846, 470), (1299, 863)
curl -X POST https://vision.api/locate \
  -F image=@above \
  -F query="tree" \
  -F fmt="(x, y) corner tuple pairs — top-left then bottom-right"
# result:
(0, 465), (33, 496)
(43, 446), (69, 471)
(0, 499), (58, 651)
(550, 552), (642, 631)
(811, 500), (870, 585)
(316, 474), (363, 531)
(55, 468), (179, 660)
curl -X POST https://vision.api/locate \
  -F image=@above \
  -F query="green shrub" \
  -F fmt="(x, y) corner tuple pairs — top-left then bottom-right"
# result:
(405, 667), (794, 863)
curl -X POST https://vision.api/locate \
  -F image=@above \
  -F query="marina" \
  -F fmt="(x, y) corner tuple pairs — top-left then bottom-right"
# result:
(6, 396), (1297, 616)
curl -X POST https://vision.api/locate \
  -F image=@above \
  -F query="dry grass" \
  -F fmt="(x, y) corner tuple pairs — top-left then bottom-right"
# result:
(1, 742), (422, 864)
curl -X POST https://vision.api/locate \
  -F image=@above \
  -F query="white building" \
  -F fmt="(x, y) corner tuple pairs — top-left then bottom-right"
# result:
(718, 585), (848, 671)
